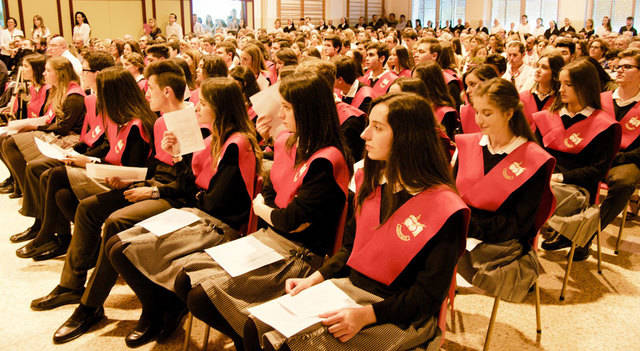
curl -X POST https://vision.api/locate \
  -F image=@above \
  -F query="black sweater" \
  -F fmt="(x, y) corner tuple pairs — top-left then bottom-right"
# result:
(341, 116), (366, 162)
(262, 158), (346, 257)
(318, 185), (465, 328)
(612, 101), (640, 167)
(37, 94), (85, 136)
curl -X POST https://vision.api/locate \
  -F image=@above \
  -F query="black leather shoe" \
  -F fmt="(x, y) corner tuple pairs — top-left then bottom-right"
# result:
(0, 183), (14, 194)
(8, 189), (22, 198)
(33, 237), (70, 261)
(16, 240), (58, 259)
(10, 226), (38, 243)
(158, 306), (187, 342)
(541, 233), (573, 251)
(125, 318), (162, 348)
(571, 246), (591, 262)
(0, 177), (12, 187)
(31, 285), (83, 311)
(53, 305), (105, 344)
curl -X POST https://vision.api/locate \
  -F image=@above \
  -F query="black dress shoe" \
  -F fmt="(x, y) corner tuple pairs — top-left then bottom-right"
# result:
(125, 318), (162, 348)
(53, 305), (105, 344)
(9, 189), (22, 198)
(0, 183), (14, 194)
(571, 246), (591, 262)
(33, 237), (70, 261)
(10, 226), (38, 243)
(31, 285), (84, 311)
(158, 306), (187, 342)
(541, 233), (573, 251)
(16, 240), (58, 259)
(0, 177), (12, 187)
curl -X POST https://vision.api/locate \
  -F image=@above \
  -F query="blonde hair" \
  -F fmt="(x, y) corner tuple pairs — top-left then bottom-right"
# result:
(45, 56), (81, 117)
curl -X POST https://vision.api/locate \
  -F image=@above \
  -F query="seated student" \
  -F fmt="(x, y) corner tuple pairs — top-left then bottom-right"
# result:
(11, 51), (115, 247)
(388, 45), (413, 77)
(413, 62), (460, 139)
(244, 93), (470, 351)
(455, 78), (555, 302)
(359, 42), (398, 98)
(242, 44), (271, 90)
(121, 52), (147, 91)
(460, 64), (499, 133)
(413, 38), (463, 109)
(145, 44), (170, 64)
(536, 59), (621, 260)
(229, 65), (261, 122)
(334, 56), (374, 113)
(592, 49), (640, 258)
(189, 55), (229, 107)
(0, 53), (49, 196)
(29, 60), (189, 314)
(520, 53), (564, 130)
(97, 77), (261, 348)
(113, 71), (350, 350)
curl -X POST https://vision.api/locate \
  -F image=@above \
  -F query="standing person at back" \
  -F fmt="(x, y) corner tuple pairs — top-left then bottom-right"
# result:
(166, 13), (183, 40)
(72, 12), (90, 45)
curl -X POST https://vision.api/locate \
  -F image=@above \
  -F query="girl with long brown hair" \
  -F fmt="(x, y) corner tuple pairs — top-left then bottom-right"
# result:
(413, 62), (459, 138)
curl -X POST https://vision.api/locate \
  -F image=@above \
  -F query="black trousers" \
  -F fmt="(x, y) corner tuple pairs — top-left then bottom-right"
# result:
(1, 136), (26, 193)
(31, 166), (77, 246)
(600, 163), (640, 229)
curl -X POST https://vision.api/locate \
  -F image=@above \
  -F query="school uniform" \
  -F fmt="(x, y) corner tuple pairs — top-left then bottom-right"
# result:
(443, 69), (463, 109)
(434, 105), (459, 139)
(359, 70), (398, 99)
(336, 100), (366, 161)
(455, 133), (555, 302)
(459, 104), (479, 134)
(520, 89), (555, 132)
(342, 79), (374, 114)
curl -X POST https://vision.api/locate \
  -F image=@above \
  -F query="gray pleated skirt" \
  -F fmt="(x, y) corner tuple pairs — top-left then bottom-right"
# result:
(252, 277), (440, 351)
(119, 208), (240, 292)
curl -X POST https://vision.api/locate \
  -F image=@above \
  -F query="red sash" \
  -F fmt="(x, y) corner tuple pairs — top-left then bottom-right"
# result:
(13, 84), (49, 118)
(104, 119), (150, 166)
(398, 69), (412, 78)
(601, 91), (640, 150)
(443, 69), (464, 91)
(351, 85), (374, 111)
(370, 71), (398, 98)
(532, 109), (618, 154)
(460, 104), (480, 133)
(153, 116), (175, 165)
(137, 79), (148, 93)
(335, 101), (365, 125)
(265, 60), (278, 85)
(190, 88), (200, 107)
(247, 106), (257, 122)
(520, 90), (553, 133)
(191, 133), (256, 197)
(455, 133), (556, 228)
(434, 105), (456, 124)
(347, 184), (469, 286)
(79, 95), (105, 148)
(270, 132), (349, 253)
(46, 82), (85, 124)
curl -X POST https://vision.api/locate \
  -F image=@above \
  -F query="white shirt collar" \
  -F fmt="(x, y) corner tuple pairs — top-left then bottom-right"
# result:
(612, 88), (640, 107)
(367, 69), (388, 81)
(346, 79), (359, 98)
(479, 134), (527, 155)
(560, 106), (595, 118)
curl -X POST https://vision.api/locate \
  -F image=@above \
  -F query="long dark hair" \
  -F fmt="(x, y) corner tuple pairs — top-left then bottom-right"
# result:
(279, 71), (350, 168)
(475, 78), (536, 142)
(392, 45), (412, 71)
(23, 54), (46, 86)
(96, 67), (156, 140)
(413, 62), (455, 108)
(357, 93), (454, 223)
(229, 65), (260, 105)
(550, 58), (602, 112)
(200, 77), (262, 175)
(534, 53), (564, 94)
(74, 11), (89, 25)
(171, 57), (196, 90)
(201, 55), (229, 79)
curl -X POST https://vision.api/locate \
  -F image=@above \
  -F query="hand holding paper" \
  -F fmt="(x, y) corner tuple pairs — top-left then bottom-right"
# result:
(161, 131), (180, 155)
(162, 107), (205, 156)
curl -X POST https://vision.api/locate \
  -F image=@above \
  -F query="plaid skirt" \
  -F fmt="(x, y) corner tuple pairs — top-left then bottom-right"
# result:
(183, 228), (324, 336)
(119, 208), (240, 292)
(13, 131), (79, 162)
(252, 278), (440, 351)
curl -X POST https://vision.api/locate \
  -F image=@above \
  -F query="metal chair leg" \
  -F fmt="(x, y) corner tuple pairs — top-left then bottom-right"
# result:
(202, 325), (210, 351)
(535, 281), (541, 334)
(615, 199), (630, 254)
(183, 312), (193, 351)
(483, 296), (500, 351)
(560, 241), (578, 301)
(596, 222), (602, 274)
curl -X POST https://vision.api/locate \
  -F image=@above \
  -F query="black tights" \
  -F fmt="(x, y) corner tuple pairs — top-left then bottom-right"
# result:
(32, 166), (77, 246)
(174, 270), (245, 350)
(2, 137), (26, 193)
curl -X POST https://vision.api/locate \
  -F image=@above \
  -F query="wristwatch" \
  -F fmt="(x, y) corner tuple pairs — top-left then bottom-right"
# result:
(151, 186), (160, 199)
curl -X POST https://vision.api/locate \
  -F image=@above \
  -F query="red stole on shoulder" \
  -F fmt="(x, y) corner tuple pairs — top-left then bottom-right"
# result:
(532, 109), (618, 154)
(335, 101), (365, 125)
(601, 91), (640, 150)
(347, 184), (470, 286)
(434, 105), (456, 124)
(455, 133), (556, 228)
(520, 90), (554, 132)
(14, 84), (49, 118)
(104, 119), (150, 165)
(153, 116), (175, 165)
(370, 71), (398, 98)
(443, 69), (464, 91)
(270, 132), (350, 252)
(460, 104), (480, 133)
(79, 95), (105, 148)
(191, 133), (256, 198)
(351, 85), (374, 111)
(45, 82), (85, 124)
(398, 69), (412, 78)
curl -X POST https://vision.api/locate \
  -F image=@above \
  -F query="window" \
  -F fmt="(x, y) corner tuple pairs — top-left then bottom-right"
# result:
(412, 0), (464, 28)
(492, 0), (521, 31)
(525, 0), (558, 23)
(412, 0), (437, 26)
(440, 0), (466, 26)
(593, 0), (634, 32)
(0, 1), (5, 28)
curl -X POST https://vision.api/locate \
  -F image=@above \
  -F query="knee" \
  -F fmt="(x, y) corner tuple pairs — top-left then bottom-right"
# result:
(174, 269), (191, 302)
(185, 285), (212, 320)
(105, 234), (124, 260)
(103, 214), (124, 239)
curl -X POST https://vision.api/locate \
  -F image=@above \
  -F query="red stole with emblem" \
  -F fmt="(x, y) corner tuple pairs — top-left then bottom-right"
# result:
(103, 119), (150, 165)
(270, 132), (350, 253)
(532, 109), (618, 154)
(369, 71), (398, 98)
(191, 133), (256, 197)
(398, 69), (412, 78)
(601, 91), (640, 150)
(13, 84), (49, 118)
(351, 85), (374, 111)
(45, 82), (85, 124)
(455, 133), (556, 229)
(434, 105), (456, 124)
(520, 90), (553, 132)
(347, 183), (470, 286)
(336, 101), (365, 125)
(460, 104), (480, 133)
(79, 95), (105, 148)
(153, 116), (175, 165)
(443, 69), (464, 91)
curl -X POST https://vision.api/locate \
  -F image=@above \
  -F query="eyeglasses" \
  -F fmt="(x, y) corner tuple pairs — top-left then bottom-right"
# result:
(615, 64), (639, 71)
(82, 68), (97, 73)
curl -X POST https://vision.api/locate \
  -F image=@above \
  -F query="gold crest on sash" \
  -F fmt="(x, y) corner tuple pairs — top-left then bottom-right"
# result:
(91, 125), (101, 138)
(396, 215), (425, 241)
(563, 132), (583, 148)
(115, 139), (124, 154)
(381, 78), (390, 88)
(625, 117), (640, 131)
(502, 161), (526, 180)
(293, 163), (308, 182)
